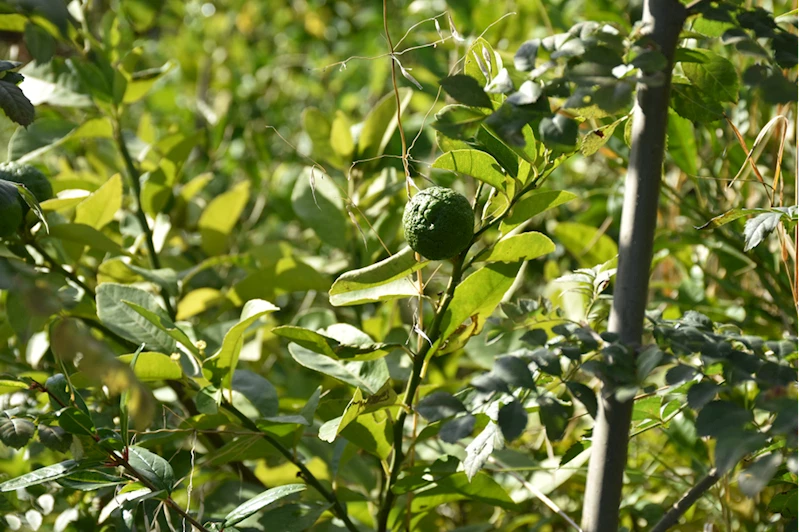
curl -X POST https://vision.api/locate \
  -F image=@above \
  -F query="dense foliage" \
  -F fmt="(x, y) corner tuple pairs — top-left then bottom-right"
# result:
(0, 1), (795, 531)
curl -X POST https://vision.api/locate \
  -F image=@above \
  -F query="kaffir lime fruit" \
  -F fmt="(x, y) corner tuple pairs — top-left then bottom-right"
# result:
(0, 162), (53, 207)
(402, 186), (474, 260)
(0, 179), (23, 238)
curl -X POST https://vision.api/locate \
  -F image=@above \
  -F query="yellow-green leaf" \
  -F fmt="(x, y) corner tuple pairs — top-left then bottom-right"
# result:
(118, 352), (182, 381)
(474, 232), (555, 263)
(432, 149), (509, 192)
(199, 180), (250, 256)
(74, 174), (122, 230)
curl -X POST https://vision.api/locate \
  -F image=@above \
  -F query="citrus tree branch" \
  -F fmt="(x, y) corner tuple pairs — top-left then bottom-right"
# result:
(27, 239), (95, 297)
(376, 253), (466, 532)
(218, 398), (359, 532)
(112, 117), (176, 319)
(650, 469), (721, 532)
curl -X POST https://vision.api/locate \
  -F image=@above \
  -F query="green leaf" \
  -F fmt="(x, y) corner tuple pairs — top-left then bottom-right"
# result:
(553, 222), (618, 268)
(687, 381), (720, 410)
(432, 149), (509, 192)
(252, 503), (331, 532)
(121, 301), (196, 353)
(670, 82), (724, 123)
(473, 232), (554, 263)
(47, 223), (130, 256)
(738, 453), (783, 498)
(289, 344), (389, 394)
(696, 400), (752, 438)
(538, 396), (569, 441)
(329, 110), (354, 161)
(462, 422), (500, 480)
(432, 104), (487, 140)
(476, 126), (520, 176)
(0, 418), (35, 448)
(498, 400), (528, 441)
(127, 445), (175, 493)
(329, 246), (427, 306)
(302, 107), (333, 159)
(416, 392), (466, 422)
(96, 283), (177, 353)
(439, 75), (493, 109)
(0, 460), (82, 492)
(199, 180), (250, 256)
(743, 212), (782, 251)
(0, 380), (28, 395)
(667, 110), (698, 176)
(319, 382), (397, 442)
(438, 261), (523, 349)
(0, 79), (34, 126)
(223, 484), (306, 527)
(74, 174), (122, 230)
(57, 407), (95, 436)
(273, 323), (395, 361)
(339, 410), (393, 459)
(581, 116), (625, 157)
(38, 424), (72, 453)
(291, 168), (348, 250)
(714, 428), (766, 474)
(12, 182), (48, 233)
(8, 118), (73, 162)
(410, 471), (516, 513)
(122, 61), (174, 103)
(205, 299), (279, 386)
(57, 468), (126, 490)
(232, 370), (279, 418)
(500, 190), (577, 233)
(117, 352), (182, 382)
(539, 115), (578, 150)
(465, 37), (501, 85)
(493, 355), (536, 389)
(681, 50), (739, 103)
(566, 382), (598, 418)
(357, 88), (412, 161)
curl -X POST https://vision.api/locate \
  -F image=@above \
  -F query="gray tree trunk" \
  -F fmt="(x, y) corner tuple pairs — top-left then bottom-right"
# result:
(580, 1), (687, 531)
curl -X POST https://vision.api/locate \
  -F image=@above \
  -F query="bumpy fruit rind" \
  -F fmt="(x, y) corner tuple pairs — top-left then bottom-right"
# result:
(0, 179), (23, 238)
(0, 161), (53, 206)
(402, 186), (474, 260)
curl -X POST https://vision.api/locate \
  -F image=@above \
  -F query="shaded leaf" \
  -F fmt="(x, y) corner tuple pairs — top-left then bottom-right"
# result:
(440, 75), (493, 109)
(416, 392), (466, 422)
(498, 400), (528, 441)
(223, 484), (306, 527)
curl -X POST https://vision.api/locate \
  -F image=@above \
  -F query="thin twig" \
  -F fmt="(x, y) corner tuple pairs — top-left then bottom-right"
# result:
(27, 240), (95, 297)
(650, 469), (722, 532)
(113, 118), (176, 319)
(218, 399), (359, 532)
(488, 455), (582, 531)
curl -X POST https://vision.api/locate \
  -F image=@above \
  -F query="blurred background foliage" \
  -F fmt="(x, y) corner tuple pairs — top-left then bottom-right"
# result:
(0, 0), (795, 530)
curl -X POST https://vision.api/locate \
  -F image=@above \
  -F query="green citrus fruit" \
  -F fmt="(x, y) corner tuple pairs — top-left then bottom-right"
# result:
(0, 162), (53, 207)
(403, 186), (474, 260)
(0, 180), (23, 238)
